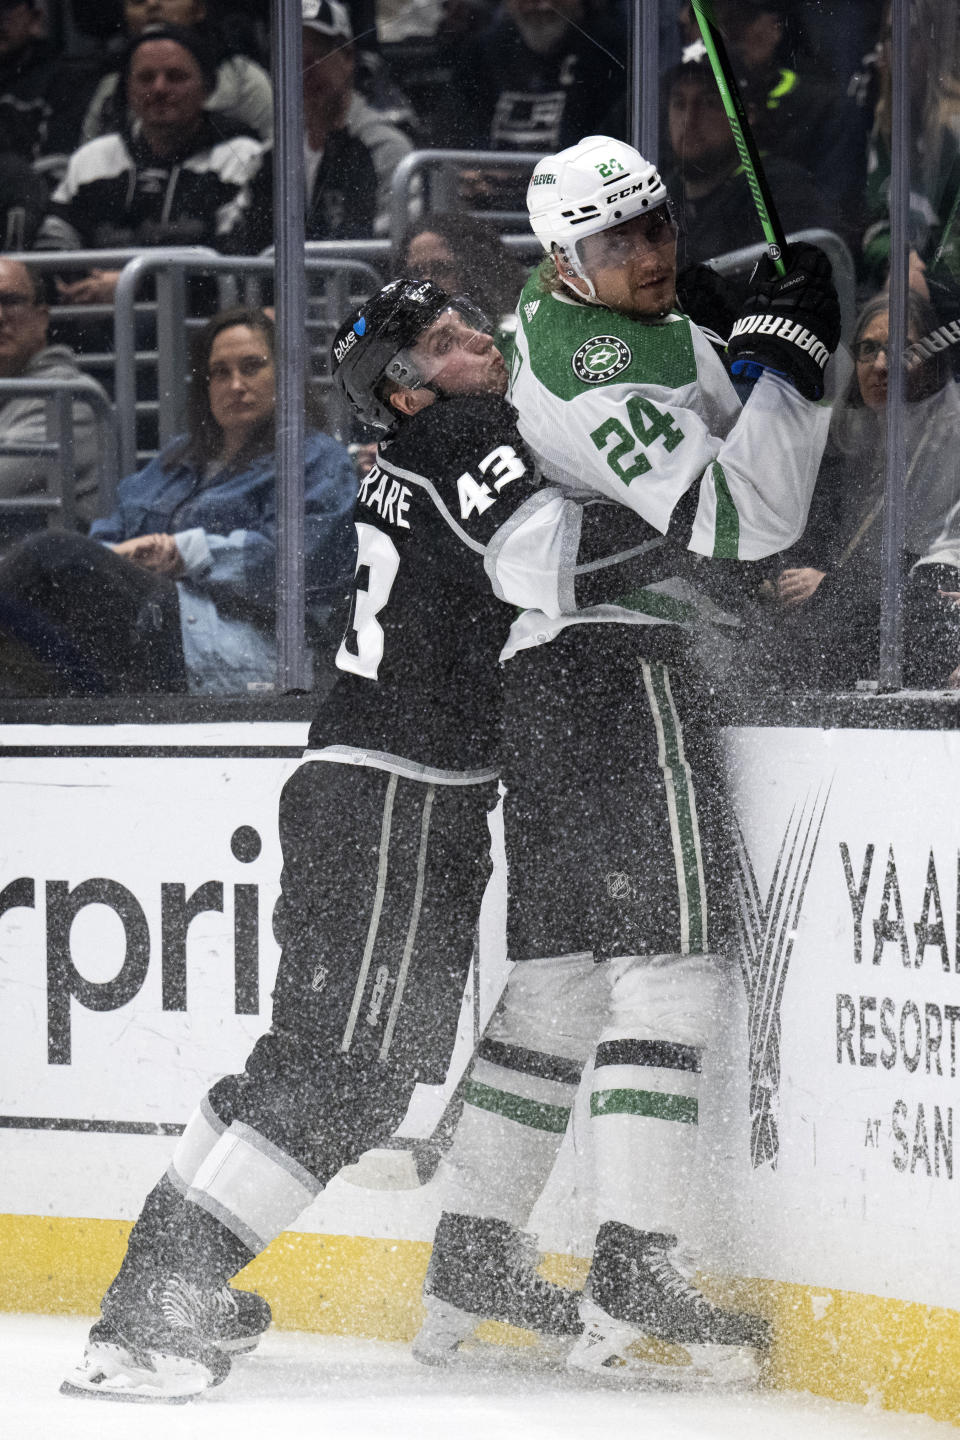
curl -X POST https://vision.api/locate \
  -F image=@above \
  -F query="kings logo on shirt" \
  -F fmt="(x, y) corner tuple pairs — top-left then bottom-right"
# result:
(572, 336), (632, 384)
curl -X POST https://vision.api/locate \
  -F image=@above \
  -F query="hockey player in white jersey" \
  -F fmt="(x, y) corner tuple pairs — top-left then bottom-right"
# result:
(414, 136), (843, 1386)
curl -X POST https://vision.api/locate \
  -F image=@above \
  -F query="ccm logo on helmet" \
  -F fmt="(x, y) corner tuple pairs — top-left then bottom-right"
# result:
(334, 330), (358, 364)
(605, 181), (645, 206)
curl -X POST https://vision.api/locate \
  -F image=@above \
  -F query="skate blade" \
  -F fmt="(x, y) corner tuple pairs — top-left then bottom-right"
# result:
(215, 1334), (263, 1356)
(567, 1311), (762, 1391)
(60, 1341), (219, 1403)
(681, 1342), (762, 1390)
(567, 1314), (674, 1386)
(413, 1298), (570, 1371)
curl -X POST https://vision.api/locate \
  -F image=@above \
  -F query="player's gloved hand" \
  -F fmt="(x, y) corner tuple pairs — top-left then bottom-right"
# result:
(906, 260), (960, 391)
(676, 262), (740, 343)
(727, 241), (841, 401)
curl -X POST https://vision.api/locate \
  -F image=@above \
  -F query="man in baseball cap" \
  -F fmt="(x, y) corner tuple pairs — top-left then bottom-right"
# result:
(298, 0), (413, 239)
(704, 0), (865, 246)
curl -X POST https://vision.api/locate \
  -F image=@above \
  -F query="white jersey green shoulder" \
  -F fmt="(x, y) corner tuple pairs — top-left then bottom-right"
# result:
(510, 269), (833, 562)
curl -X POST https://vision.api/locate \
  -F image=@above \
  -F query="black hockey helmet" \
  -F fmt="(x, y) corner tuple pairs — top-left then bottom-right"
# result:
(331, 278), (490, 431)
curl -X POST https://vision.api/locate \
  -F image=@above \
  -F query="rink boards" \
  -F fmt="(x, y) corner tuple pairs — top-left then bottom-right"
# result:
(0, 719), (959, 1425)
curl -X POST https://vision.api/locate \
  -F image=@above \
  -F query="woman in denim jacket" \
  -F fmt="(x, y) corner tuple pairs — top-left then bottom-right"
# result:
(0, 306), (356, 696)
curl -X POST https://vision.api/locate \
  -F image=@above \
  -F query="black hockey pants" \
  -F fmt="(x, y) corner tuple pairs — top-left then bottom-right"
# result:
(501, 623), (733, 963)
(206, 759), (499, 1184)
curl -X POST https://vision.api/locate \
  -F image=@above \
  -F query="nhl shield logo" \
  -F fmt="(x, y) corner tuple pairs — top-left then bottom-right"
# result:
(572, 336), (632, 384)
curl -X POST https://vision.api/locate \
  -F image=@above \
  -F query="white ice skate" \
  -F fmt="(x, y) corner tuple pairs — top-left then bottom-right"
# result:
(566, 1223), (769, 1390)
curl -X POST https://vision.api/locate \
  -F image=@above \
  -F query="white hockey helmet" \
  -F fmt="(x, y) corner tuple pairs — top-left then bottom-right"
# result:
(527, 135), (670, 289)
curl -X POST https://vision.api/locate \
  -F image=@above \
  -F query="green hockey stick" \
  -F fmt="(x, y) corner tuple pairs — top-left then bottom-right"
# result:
(691, 0), (787, 276)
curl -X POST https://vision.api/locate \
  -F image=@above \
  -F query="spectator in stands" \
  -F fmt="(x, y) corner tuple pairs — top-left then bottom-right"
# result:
(0, 0), (99, 174)
(761, 292), (960, 689)
(858, 0), (960, 290)
(34, 24), (263, 308)
(0, 258), (108, 532)
(398, 212), (530, 348)
(662, 41), (832, 273)
(708, 0), (867, 249)
(0, 0), (58, 160)
(433, 0), (625, 153)
(428, 0), (626, 210)
(246, 0), (409, 248)
(79, 0), (275, 146)
(0, 306), (356, 695)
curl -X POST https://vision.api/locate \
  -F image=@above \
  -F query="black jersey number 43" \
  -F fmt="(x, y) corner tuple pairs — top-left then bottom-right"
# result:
(337, 523), (400, 680)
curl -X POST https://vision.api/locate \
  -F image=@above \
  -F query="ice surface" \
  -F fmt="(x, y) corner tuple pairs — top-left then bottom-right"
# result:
(2, 1314), (954, 1440)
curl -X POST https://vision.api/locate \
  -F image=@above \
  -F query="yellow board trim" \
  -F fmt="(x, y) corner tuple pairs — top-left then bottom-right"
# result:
(2, 1214), (959, 1426)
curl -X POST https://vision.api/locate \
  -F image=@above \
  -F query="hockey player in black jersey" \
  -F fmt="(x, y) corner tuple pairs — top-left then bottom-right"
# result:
(60, 278), (612, 1403)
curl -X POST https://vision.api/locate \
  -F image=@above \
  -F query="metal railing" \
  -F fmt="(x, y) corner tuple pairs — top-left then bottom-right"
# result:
(112, 250), (384, 473)
(388, 149), (547, 242)
(0, 375), (118, 527)
(8, 247), (386, 470)
(4, 248), (217, 455)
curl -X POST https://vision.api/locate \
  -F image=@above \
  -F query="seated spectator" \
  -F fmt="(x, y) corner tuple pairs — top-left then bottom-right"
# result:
(428, 0), (626, 210)
(858, 0), (960, 290)
(0, 0), (58, 160)
(34, 23), (264, 307)
(661, 41), (833, 272)
(759, 292), (960, 689)
(0, 258), (108, 532)
(709, 0), (867, 250)
(246, 0), (408, 247)
(397, 212), (529, 351)
(0, 306), (356, 696)
(80, 0), (275, 146)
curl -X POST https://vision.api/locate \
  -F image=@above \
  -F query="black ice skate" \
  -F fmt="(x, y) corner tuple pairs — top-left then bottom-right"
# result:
(567, 1223), (770, 1389)
(412, 1212), (583, 1366)
(60, 1273), (234, 1402)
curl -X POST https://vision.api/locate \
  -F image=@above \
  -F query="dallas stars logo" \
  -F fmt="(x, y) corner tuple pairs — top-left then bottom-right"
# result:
(572, 335), (632, 384)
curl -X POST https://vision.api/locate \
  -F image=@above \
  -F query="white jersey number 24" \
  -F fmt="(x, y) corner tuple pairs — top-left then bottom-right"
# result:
(336, 523), (400, 680)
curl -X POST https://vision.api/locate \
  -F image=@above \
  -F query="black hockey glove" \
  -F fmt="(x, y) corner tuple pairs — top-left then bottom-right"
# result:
(727, 242), (841, 401)
(675, 263), (741, 344)
(906, 261), (960, 392)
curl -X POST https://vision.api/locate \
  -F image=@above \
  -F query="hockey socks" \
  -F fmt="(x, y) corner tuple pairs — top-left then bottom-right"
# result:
(590, 1035), (701, 1234)
(441, 1033), (583, 1225)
